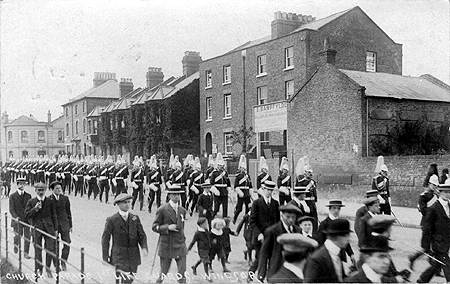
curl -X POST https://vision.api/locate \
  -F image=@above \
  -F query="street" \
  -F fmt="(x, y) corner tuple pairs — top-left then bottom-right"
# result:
(0, 185), (447, 283)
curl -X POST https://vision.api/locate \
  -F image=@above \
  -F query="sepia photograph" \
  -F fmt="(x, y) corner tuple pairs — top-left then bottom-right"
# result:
(0, 0), (449, 283)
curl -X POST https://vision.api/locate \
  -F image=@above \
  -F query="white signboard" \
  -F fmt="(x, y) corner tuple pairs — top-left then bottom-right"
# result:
(253, 100), (287, 132)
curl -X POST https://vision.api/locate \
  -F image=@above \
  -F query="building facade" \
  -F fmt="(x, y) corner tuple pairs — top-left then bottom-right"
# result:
(1, 112), (65, 160)
(199, 6), (403, 159)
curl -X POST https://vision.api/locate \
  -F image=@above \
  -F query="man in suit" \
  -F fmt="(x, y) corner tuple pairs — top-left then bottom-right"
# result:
(269, 233), (318, 283)
(102, 193), (148, 284)
(24, 182), (58, 277)
(354, 190), (379, 234)
(49, 181), (72, 271)
(248, 180), (280, 282)
(257, 204), (302, 281)
(417, 185), (450, 282)
(304, 219), (352, 283)
(9, 177), (32, 258)
(152, 184), (188, 283)
(356, 197), (380, 248)
(289, 187), (313, 225)
(346, 236), (396, 283)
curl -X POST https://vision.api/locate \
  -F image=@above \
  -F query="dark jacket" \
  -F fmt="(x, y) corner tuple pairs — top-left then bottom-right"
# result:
(9, 191), (32, 228)
(345, 269), (397, 283)
(318, 216), (354, 256)
(188, 230), (211, 256)
(304, 245), (340, 283)
(250, 196), (280, 246)
(24, 197), (58, 234)
(258, 221), (301, 280)
(421, 200), (450, 254)
(354, 206), (368, 234)
(197, 192), (214, 219)
(356, 213), (373, 248)
(268, 265), (303, 283)
(152, 203), (188, 258)
(101, 212), (148, 271)
(49, 194), (72, 232)
(236, 213), (252, 246)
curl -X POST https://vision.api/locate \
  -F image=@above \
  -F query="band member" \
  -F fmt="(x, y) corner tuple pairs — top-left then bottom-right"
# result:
(24, 182), (58, 277)
(304, 219), (352, 283)
(269, 234), (318, 284)
(49, 181), (72, 271)
(113, 156), (129, 197)
(205, 154), (215, 182)
(147, 155), (163, 213)
(233, 155), (253, 224)
(256, 156), (271, 190)
(98, 157), (112, 203)
(74, 159), (86, 197)
(62, 158), (73, 194)
(372, 156), (391, 215)
(9, 177), (32, 259)
(248, 180), (280, 282)
(257, 204), (302, 281)
(183, 155), (194, 208)
(152, 185), (188, 283)
(294, 156), (318, 231)
(210, 153), (231, 218)
(86, 160), (99, 200)
(102, 193), (148, 284)
(186, 157), (204, 216)
(417, 184), (450, 282)
(130, 157), (145, 211)
(277, 157), (291, 205)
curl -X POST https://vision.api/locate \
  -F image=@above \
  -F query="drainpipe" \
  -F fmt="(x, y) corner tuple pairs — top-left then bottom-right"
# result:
(362, 87), (368, 157)
(242, 49), (248, 169)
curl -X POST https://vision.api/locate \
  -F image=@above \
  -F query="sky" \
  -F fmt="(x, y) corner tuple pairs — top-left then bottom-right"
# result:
(1, 0), (449, 121)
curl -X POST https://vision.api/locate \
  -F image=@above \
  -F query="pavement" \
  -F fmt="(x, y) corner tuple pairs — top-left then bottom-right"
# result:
(0, 184), (446, 284)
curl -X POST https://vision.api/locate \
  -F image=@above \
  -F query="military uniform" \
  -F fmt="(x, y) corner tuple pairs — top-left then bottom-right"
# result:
(233, 169), (253, 224)
(130, 166), (145, 211)
(277, 171), (291, 205)
(114, 164), (129, 197)
(186, 166), (204, 215)
(98, 163), (112, 203)
(86, 164), (99, 200)
(210, 166), (231, 218)
(147, 165), (163, 212)
(372, 173), (391, 215)
(295, 175), (318, 231)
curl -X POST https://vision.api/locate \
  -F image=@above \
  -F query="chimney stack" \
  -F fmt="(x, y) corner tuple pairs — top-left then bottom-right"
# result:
(271, 11), (315, 39)
(93, 72), (117, 87)
(47, 110), (51, 123)
(319, 37), (337, 65)
(182, 51), (202, 77)
(146, 67), (164, 89)
(2, 112), (8, 124)
(119, 78), (134, 97)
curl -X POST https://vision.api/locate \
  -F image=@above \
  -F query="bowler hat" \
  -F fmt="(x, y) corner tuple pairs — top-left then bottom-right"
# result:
(368, 215), (396, 233)
(279, 204), (302, 215)
(166, 184), (185, 194)
(324, 219), (352, 235)
(277, 233), (318, 253)
(114, 193), (132, 205)
(262, 180), (276, 191)
(360, 236), (393, 253)
(325, 200), (345, 207)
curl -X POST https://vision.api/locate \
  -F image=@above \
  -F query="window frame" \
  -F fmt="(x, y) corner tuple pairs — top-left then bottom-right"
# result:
(223, 65), (231, 84)
(37, 130), (45, 143)
(7, 131), (12, 143)
(284, 46), (294, 69)
(257, 54), (267, 76)
(366, 51), (377, 72)
(75, 105), (78, 115)
(285, 80), (294, 100)
(257, 86), (268, 105)
(20, 131), (28, 143)
(224, 132), (233, 155)
(75, 120), (79, 135)
(206, 97), (212, 120)
(57, 130), (63, 143)
(205, 70), (212, 88)
(66, 123), (69, 136)
(260, 132), (270, 146)
(83, 119), (86, 134)
(223, 94), (231, 118)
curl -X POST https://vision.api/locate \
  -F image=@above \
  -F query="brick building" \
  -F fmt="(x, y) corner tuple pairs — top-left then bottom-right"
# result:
(288, 46), (450, 174)
(199, 6), (402, 158)
(61, 72), (133, 156)
(0, 111), (65, 160)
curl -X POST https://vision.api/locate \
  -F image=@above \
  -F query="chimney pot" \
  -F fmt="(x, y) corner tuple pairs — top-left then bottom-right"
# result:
(182, 51), (202, 77)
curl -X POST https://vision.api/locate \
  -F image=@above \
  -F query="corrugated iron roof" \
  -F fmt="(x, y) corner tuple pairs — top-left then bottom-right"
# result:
(63, 80), (120, 105)
(340, 69), (450, 102)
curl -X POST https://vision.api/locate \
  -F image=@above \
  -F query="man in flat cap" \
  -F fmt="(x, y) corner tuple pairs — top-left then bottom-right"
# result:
(152, 184), (188, 283)
(417, 184), (450, 282)
(9, 177), (31, 259)
(257, 204), (302, 281)
(24, 182), (58, 277)
(304, 219), (352, 283)
(102, 193), (148, 284)
(346, 236), (396, 283)
(356, 196), (380, 248)
(269, 233), (318, 283)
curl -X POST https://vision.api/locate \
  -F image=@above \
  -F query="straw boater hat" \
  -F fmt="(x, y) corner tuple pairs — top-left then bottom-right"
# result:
(325, 200), (345, 207)
(238, 155), (247, 170)
(166, 184), (185, 194)
(259, 156), (268, 172)
(363, 196), (379, 205)
(279, 157), (289, 172)
(262, 180), (276, 191)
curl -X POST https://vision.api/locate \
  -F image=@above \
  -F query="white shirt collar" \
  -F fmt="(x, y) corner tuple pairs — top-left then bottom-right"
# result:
(53, 193), (60, 200)
(211, 228), (223, 235)
(362, 263), (382, 283)
(118, 210), (129, 219)
(197, 226), (205, 232)
(202, 191), (211, 196)
(263, 195), (271, 205)
(324, 239), (341, 257)
(17, 189), (24, 195)
(302, 231), (312, 238)
(37, 195), (45, 201)
(283, 262), (304, 280)
(281, 218), (292, 233)
(169, 200), (179, 211)
(368, 211), (376, 217)
(328, 214), (338, 220)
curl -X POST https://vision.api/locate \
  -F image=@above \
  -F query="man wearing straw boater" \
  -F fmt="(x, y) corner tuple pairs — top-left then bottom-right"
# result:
(152, 184), (188, 283)
(102, 193), (148, 284)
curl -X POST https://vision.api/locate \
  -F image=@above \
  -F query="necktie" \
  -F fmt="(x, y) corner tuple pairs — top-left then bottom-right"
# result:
(339, 249), (347, 262)
(289, 226), (293, 233)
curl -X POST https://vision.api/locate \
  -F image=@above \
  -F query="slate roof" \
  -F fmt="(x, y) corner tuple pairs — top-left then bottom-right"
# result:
(147, 72), (199, 101)
(86, 106), (105, 117)
(340, 69), (450, 102)
(62, 80), (120, 106)
(6, 115), (47, 126)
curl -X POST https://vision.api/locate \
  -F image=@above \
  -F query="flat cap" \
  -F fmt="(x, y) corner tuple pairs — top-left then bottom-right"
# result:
(114, 193), (133, 205)
(34, 182), (46, 189)
(298, 215), (315, 224)
(367, 215), (396, 232)
(279, 203), (302, 215)
(277, 233), (318, 253)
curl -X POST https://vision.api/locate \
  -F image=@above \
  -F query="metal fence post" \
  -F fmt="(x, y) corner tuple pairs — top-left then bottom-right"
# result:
(18, 222), (22, 274)
(5, 212), (8, 261)
(33, 226), (38, 282)
(55, 233), (60, 284)
(81, 247), (85, 284)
